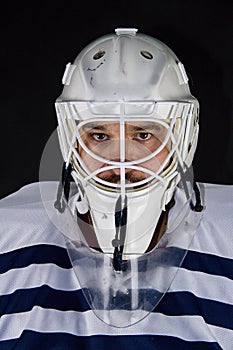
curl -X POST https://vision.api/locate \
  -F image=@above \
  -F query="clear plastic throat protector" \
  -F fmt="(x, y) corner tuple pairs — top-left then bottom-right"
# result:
(40, 100), (203, 327)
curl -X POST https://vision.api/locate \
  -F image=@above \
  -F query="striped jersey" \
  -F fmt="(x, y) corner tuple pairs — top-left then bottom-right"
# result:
(0, 182), (232, 349)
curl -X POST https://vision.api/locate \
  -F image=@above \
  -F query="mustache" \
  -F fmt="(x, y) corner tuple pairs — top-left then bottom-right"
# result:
(98, 172), (147, 184)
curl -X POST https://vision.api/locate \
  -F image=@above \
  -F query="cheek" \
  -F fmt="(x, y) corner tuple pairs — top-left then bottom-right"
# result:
(157, 146), (169, 162)
(77, 142), (170, 174)
(139, 147), (169, 172)
(78, 146), (104, 172)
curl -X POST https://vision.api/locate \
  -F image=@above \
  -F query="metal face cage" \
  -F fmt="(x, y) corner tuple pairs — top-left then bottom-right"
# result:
(55, 100), (197, 195)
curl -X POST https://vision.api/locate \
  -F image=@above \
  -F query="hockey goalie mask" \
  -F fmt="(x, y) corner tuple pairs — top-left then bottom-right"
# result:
(41, 28), (203, 327)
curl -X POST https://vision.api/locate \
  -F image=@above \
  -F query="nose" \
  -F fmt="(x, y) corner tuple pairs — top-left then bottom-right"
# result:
(112, 167), (121, 176)
(111, 159), (131, 176)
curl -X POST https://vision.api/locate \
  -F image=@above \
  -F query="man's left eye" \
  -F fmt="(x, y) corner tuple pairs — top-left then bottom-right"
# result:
(135, 132), (152, 140)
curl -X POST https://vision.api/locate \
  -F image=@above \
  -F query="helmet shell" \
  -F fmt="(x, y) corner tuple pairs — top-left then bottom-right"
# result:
(57, 28), (196, 103)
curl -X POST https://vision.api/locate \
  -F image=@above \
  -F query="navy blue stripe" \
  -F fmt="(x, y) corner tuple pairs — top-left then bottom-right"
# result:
(0, 331), (221, 350)
(0, 244), (71, 273)
(0, 285), (90, 316)
(1, 245), (232, 280)
(1, 285), (232, 331)
(183, 250), (233, 279)
(156, 291), (233, 330)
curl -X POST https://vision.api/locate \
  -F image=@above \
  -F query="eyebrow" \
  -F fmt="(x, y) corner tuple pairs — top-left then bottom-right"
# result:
(80, 122), (162, 132)
(130, 123), (162, 131)
(81, 123), (107, 131)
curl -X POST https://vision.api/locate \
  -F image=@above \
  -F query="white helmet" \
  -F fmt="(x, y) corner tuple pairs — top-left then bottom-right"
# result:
(52, 28), (203, 327)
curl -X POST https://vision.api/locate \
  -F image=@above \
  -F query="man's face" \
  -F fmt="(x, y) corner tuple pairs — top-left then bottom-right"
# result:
(77, 121), (170, 184)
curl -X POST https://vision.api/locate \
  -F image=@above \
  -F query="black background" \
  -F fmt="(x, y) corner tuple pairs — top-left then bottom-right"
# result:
(1, 1), (233, 198)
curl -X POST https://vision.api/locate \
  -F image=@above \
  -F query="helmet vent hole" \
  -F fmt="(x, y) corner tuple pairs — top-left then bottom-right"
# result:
(140, 50), (153, 59)
(93, 50), (106, 60)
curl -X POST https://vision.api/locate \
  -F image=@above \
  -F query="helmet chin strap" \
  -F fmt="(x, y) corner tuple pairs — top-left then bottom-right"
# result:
(177, 162), (203, 212)
(112, 195), (128, 272)
(54, 162), (73, 213)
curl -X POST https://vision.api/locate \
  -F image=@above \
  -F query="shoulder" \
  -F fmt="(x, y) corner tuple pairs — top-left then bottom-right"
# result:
(200, 182), (233, 231)
(192, 182), (233, 259)
(0, 182), (59, 207)
(0, 182), (65, 253)
(200, 182), (233, 208)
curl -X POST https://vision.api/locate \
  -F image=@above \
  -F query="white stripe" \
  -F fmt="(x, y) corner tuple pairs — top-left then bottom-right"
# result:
(0, 306), (223, 343)
(170, 268), (233, 305)
(0, 214), (66, 254)
(2, 263), (232, 308)
(191, 219), (233, 260)
(0, 264), (80, 295)
(0, 239), (66, 256)
(208, 324), (233, 350)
